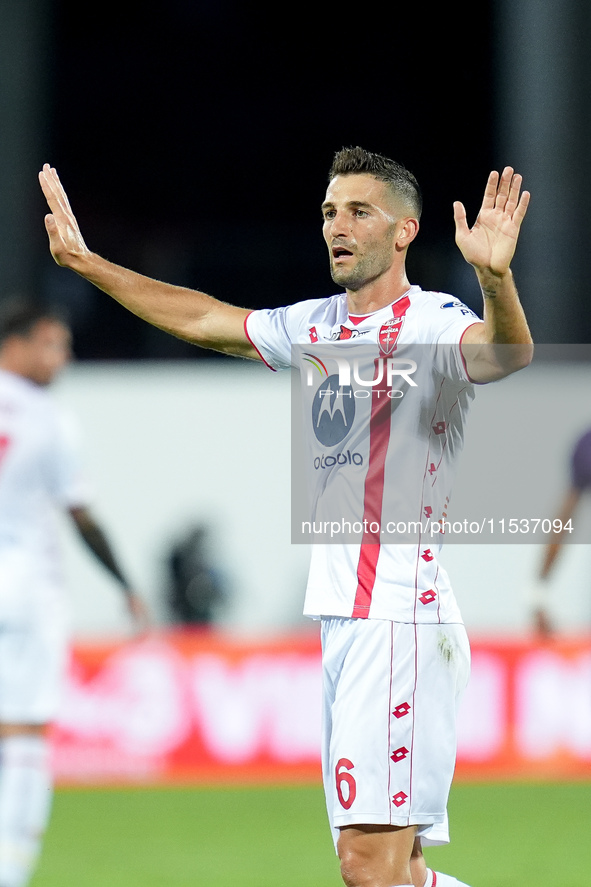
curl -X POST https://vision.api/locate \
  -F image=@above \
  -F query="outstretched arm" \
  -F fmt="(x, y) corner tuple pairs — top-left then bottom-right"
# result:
(38, 164), (260, 360)
(69, 506), (150, 634)
(455, 167), (533, 383)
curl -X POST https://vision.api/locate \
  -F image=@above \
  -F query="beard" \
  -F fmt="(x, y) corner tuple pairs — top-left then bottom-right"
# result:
(329, 249), (392, 292)
(330, 264), (367, 291)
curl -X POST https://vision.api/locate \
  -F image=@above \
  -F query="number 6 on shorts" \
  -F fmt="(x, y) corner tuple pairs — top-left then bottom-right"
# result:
(335, 758), (356, 810)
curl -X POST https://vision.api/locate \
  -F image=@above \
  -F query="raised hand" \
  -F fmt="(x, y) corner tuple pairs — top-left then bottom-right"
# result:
(38, 163), (90, 267)
(453, 167), (530, 276)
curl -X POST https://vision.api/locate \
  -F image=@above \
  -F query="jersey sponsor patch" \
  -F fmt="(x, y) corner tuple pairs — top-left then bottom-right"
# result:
(311, 374), (355, 446)
(440, 299), (478, 318)
(329, 325), (370, 341)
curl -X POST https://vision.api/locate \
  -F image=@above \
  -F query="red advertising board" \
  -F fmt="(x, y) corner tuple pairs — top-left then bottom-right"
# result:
(51, 629), (591, 784)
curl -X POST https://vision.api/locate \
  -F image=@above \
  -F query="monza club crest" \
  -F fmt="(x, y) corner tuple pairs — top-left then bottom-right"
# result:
(378, 316), (404, 355)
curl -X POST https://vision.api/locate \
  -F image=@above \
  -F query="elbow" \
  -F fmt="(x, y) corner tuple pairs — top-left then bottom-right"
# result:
(469, 342), (534, 384)
(495, 341), (534, 378)
(505, 342), (534, 374)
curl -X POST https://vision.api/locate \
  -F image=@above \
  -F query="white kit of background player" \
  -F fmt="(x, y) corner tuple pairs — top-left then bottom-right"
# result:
(0, 304), (148, 887)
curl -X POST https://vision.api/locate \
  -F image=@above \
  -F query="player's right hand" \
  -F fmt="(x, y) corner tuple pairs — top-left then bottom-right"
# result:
(38, 164), (91, 268)
(126, 592), (152, 638)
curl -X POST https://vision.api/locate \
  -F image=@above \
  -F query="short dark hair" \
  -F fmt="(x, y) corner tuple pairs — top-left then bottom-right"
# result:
(0, 298), (70, 346)
(329, 146), (422, 219)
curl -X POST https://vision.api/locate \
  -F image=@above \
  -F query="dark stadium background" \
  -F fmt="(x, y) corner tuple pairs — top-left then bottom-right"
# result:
(3, 0), (591, 354)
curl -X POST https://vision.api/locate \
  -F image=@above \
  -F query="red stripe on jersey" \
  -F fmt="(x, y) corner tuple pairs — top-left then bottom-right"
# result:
(352, 370), (392, 617)
(243, 312), (277, 372)
(352, 294), (411, 618)
(392, 294), (411, 318)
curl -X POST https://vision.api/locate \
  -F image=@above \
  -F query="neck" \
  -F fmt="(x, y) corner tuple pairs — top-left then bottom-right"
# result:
(0, 355), (34, 384)
(346, 271), (411, 315)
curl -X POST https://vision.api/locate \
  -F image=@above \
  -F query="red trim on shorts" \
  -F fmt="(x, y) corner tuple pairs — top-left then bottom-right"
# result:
(387, 623), (395, 822)
(351, 295), (411, 618)
(459, 321), (484, 383)
(243, 311), (277, 372)
(408, 624), (419, 822)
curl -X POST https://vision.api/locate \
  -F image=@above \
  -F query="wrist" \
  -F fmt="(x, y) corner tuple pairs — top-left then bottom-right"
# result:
(474, 266), (513, 287)
(65, 249), (107, 282)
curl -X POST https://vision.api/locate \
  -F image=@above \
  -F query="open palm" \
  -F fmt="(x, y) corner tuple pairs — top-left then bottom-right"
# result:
(454, 167), (530, 275)
(38, 164), (90, 266)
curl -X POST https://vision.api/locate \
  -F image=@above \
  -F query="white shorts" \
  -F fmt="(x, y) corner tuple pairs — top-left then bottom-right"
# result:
(321, 617), (470, 849)
(0, 554), (69, 724)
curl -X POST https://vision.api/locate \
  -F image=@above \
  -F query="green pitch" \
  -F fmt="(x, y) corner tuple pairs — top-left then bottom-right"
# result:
(32, 782), (591, 887)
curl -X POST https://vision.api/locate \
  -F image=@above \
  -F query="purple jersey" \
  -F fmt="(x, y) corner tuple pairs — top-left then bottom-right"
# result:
(571, 429), (591, 491)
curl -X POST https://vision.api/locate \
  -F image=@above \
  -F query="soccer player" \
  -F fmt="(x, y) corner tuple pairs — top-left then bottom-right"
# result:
(530, 427), (591, 635)
(0, 300), (149, 887)
(39, 148), (532, 887)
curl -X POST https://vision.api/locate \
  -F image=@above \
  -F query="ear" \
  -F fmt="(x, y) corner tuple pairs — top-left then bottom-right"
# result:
(395, 217), (420, 251)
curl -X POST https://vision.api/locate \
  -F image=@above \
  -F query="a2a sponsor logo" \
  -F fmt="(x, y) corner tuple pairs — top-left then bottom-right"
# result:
(314, 450), (364, 470)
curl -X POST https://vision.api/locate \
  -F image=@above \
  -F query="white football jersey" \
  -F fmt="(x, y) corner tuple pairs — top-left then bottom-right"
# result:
(245, 285), (483, 623)
(0, 370), (90, 592)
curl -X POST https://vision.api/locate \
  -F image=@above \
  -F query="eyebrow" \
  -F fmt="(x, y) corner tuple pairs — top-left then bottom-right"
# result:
(321, 200), (374, 212)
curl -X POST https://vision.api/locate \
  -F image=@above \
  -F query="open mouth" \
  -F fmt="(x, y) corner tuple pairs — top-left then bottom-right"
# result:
(332, 246), (354, 260)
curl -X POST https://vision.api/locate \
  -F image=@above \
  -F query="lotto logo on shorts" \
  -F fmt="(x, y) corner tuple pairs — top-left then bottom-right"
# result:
(419, 589), (437, 605)
(391, 791), (408, 807)
(421, 549), (435, 562)
(392, 702), (411, 718)
(390, 747), (409, 763)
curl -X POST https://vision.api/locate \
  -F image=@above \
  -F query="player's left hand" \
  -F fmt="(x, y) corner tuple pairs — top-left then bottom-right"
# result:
(533, 606), (554, 639)
(453, 167), (530, 276)
(126, 592), (151, 637)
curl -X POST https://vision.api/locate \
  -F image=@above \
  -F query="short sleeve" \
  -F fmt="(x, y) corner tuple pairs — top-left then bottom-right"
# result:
(244, 306), (294, 371)
(571, 429), (591, 491)
(428, 296), (484, 383)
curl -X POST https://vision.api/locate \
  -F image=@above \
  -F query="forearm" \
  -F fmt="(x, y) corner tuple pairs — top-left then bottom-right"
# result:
(70, 507), (131, 593)
(462, 268), (533, 381)
(540, 542), (561, 579)
(538, 487), (580, 579)
(68, 251), (251, 355)
(476, 268), (533, 346)
(40, 164), (258, 358)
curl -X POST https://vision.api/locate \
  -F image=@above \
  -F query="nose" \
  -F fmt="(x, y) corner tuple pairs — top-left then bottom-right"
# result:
(327, 210), (351, 239)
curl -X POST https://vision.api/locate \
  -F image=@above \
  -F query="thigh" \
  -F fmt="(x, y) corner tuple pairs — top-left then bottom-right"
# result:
(321, 618), (470, 848)
(0, 583), (69, 725)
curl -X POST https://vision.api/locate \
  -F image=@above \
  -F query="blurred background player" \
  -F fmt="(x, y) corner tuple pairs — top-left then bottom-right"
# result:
(531, 427), (591, 635)
(0, 300), (149, 887)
